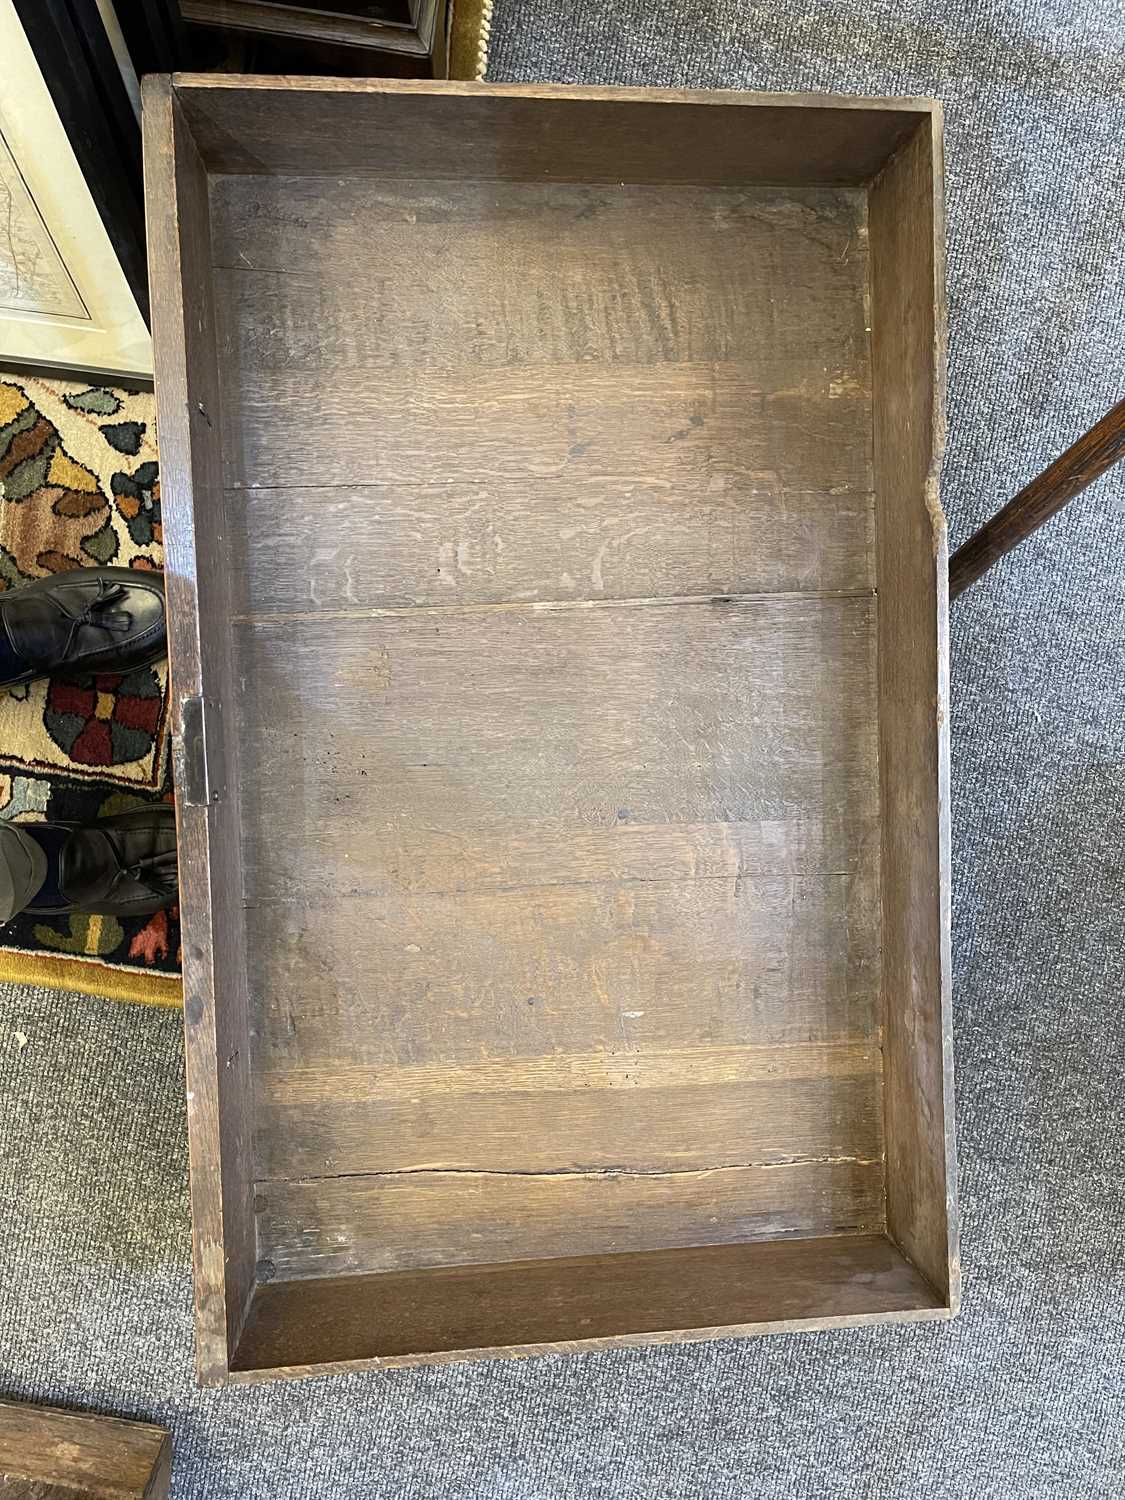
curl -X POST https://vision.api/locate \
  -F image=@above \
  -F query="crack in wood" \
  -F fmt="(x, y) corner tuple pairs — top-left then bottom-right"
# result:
(257, 1155), (883, 1190)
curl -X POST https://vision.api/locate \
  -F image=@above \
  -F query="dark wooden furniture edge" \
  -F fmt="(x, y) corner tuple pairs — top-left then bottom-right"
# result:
(227, 1233), (950, 1382)
(0, 1400), (171, 1499)
(166, 76), (938, 187)
(950, 396), (1125, 598)
(868, 110), (959, 1309)
(142, 73), (256, 1386)
(167, 74), (942, 106)
(0, 358), (153, 391)
(180, 0), (441, 57)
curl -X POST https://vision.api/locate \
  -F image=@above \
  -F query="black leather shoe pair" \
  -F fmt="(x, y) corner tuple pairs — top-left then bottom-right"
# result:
(0, 568), (176, 922)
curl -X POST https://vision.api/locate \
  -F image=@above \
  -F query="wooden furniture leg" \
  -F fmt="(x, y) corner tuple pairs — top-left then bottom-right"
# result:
(949, 396), (1125, 599)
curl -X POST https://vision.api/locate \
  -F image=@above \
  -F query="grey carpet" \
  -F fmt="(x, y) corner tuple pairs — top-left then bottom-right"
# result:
(3, 2), (1124, 1494)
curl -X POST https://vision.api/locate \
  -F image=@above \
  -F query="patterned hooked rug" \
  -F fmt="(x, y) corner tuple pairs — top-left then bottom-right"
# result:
(0, 374), (180, 1006)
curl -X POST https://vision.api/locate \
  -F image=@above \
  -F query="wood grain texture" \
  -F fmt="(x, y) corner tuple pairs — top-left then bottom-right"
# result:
(241, 812), (876, 899)
(222, 363), (873, 495)
(209, 172), (872, 599)
(232, 1234), (945, 1376)
(254, 1040), (884, 1220)
(145, 77), (958, 1380)
(142, 76), (256, 1385)
(256, 1157), (886, 1278)
(225, 480), (874, 611)
(209, 173), (872, 500)
(949, 395), (1125, 598)
(254, 1048), (883, 1175)
(210, 116), (883, 1349)
(245, 870), (879, 1066)
(233, 596), (879, 888)
(209, 177), (868, 372)
(174, 77), (929, 183)
(868, 113), (958, 1305)
(0, 1402), (170, 1500)
(236, 594), (882, 1280)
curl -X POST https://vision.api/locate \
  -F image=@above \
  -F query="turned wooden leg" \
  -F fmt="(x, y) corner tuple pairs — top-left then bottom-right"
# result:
(949, 396), (1125, 600)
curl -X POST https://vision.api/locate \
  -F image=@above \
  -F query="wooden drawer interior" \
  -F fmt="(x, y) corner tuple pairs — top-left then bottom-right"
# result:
(145, 79), (957, 1383)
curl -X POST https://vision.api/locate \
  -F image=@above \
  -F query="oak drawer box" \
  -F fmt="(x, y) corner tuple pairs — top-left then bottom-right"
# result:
(144, 76), (958, 1385)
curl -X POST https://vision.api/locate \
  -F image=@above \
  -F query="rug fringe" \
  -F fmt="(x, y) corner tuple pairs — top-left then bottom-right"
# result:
(476, 0), (494, 79)
(0, 948), (182, 1007)
(448, 0), (493, 81)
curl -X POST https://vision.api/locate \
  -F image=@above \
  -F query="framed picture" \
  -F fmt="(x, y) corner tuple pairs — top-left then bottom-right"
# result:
(179, 0), (445, 64)
(0, 0), (151, 380)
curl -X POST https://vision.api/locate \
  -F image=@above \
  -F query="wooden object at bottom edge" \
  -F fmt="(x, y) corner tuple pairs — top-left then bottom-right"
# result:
(0, 1402), (171, 1500)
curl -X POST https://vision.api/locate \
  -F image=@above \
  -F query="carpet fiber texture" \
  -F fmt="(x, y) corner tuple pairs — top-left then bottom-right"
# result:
(2, 2), (1124, 1495)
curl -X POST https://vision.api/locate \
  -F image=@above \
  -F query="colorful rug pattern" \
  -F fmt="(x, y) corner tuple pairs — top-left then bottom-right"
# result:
(0, 376), (181, 1005)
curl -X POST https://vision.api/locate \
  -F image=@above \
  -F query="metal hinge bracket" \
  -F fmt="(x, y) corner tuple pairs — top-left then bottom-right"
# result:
(173, 695), (225, 808)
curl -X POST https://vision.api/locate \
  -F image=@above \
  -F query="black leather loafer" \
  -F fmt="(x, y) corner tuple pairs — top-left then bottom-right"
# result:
(0, 566), (166, 687)
(20, 807), (178, 918)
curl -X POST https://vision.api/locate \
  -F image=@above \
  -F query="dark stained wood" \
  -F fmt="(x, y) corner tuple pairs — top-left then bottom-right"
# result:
(209, 176), (869, 371)
(949, 396), (1125, 598)
(195, 0), (420, 25)
(255, 1154), (887, 1279)
(0, 1402), (170, 1500)
(207, 174), (872, 502)
(144, 76), (956, 1383)
(254, 1047), (883, 1176)
(228, 476), (874, 609)
(176, 77), (926, 183)
(237, 591), (883, 1282)
(868, 113), (959, 1304)
(233, 1234), (947, 1377)
(232, 595), (879, 894)
(221, 365), (873, 494)
(141, 76), (257, 1384)
(181, 0), (439, 56)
